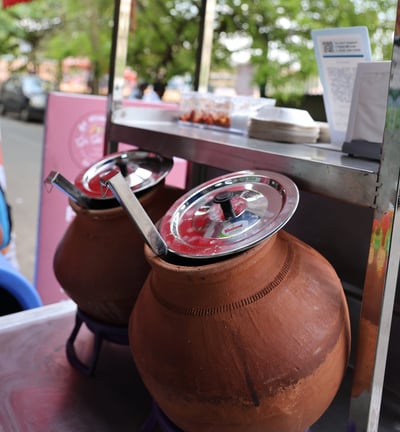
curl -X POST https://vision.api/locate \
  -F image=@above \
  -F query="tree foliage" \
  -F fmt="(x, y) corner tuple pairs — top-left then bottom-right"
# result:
(0, 10), (20, 56)
(127, 0), (233, 84)
(215, 0), (396, 97)
(0, 0), (113, 92)
(128, 0), (396, 96)
(43, 0), (114, 92)
(0, 0), (62, 72)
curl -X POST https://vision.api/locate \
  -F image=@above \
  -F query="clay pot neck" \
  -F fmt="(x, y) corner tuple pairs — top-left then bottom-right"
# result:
(144, 231), (294, 315)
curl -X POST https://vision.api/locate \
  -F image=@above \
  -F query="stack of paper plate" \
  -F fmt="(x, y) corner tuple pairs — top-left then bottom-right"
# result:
(316, 121), (330, 143)
(248, 107), (320, 144)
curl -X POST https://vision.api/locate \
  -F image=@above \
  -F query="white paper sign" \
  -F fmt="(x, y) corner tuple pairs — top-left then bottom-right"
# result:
(312, 27), (372, 146)
(345, 61), (390, 144)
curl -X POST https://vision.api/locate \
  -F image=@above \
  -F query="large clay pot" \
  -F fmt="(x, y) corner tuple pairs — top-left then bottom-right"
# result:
(129, 230), (350, 432)
(53, 183), (182, 325)
(104, 168), (350, 430)
(50, 150), (183, 326)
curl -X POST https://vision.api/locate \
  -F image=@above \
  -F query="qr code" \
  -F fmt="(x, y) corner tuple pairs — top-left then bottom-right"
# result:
(322, 41), (334, 54)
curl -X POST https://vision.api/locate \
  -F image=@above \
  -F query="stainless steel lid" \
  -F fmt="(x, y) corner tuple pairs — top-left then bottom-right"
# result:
(158, 170), (299, 259)
(75, 150), (173, 209)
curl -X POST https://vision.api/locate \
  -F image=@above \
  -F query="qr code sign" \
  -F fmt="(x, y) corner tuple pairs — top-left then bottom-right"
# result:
(322, 41), (334, 54)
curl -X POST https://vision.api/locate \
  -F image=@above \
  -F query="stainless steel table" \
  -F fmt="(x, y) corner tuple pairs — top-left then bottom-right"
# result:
(0, 301), (153, 432)
(0, 302), (399, 431)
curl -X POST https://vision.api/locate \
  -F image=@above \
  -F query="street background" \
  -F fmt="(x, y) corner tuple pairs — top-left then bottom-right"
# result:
(1, 116), (43, 284)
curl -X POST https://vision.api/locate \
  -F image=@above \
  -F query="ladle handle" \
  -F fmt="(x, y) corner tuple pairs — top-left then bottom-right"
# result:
(105, 171), (169, 257)
(45, 171), (90, 208)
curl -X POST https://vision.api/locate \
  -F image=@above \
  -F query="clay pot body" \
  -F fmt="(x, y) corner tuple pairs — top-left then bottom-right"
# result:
(129, 230), (351, 432)
(53, 184), (183, 325)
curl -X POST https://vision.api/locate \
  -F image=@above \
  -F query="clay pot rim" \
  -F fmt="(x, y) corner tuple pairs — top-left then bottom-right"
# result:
(68, 181), (165, 216)
(144, 232), (278, 271)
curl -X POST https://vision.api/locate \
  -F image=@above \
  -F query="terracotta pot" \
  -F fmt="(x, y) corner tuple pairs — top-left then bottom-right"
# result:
(129, 230), (351, 432)
(53, 184), (183, 325)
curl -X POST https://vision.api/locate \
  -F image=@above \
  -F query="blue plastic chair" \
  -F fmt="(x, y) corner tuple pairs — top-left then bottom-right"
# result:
(0, 253), (42, 310)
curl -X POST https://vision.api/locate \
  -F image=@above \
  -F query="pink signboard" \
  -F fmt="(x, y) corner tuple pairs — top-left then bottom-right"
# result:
(36, 92), (186, 304)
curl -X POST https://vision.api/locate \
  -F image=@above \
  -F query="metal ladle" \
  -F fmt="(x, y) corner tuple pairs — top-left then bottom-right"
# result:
(104, 171), (169, 257)
(45, 170), (124, 210)
(45, 171), (92, 209)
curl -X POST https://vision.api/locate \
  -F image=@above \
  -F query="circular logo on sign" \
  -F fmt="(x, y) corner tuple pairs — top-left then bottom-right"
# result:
(69, 112), (106, 169)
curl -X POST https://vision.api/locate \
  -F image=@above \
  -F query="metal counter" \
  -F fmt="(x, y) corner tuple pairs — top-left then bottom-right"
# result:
(109, 106), (379, 208)
(0, 301), (153, 432)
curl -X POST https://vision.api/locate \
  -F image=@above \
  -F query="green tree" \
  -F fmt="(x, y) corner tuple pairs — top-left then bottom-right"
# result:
(127, 0), (396, 97)
(128, 0), (202, 84)
(0, 0), (62, 73)
(215, 0), (396, 98)
(0, 0), (113, 93)
(43, 0), (114, 93)
(0, 10), (20, 56)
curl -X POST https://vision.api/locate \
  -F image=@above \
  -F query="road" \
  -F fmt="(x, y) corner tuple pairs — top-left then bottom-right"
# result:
(0, 116), (43, 283)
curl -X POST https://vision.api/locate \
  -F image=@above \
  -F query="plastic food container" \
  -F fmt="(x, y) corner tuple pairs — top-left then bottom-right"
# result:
(178, 92), (276, 133)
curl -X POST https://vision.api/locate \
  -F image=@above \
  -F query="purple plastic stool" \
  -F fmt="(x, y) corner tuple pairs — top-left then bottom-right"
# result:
(140, 403), (183, 432)
(66, 308), (129, 376)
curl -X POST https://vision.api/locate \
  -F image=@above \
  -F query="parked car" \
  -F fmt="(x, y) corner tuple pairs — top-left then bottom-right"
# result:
(0, 74), (54, 122)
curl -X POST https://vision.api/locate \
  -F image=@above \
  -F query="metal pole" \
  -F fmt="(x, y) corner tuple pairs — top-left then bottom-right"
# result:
(104, 0), (132, 155)
(348, 2), (400, 428)
(190, 0), (217, 187)
(193, 0), (216, 93)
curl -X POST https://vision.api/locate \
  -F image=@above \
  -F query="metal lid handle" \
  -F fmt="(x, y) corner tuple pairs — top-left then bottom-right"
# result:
(213, 191), (236, 219)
